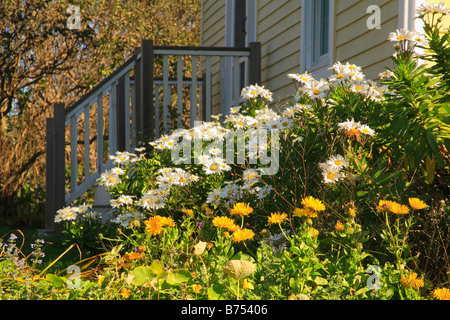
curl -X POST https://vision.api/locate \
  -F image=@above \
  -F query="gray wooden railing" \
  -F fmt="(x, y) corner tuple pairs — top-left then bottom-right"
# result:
(44, 40), (261, 233)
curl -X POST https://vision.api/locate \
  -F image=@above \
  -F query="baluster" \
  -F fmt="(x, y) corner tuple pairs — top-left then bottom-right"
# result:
(190, 55), (198, 127)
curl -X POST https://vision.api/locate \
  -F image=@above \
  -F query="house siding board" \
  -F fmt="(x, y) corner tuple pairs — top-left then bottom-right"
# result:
(335, 1), (397, 47)
(335, 0), (399, 80)
(335, 0), (361, 15)
(201, 0), (226, 47)
(258, 0), (301, 106)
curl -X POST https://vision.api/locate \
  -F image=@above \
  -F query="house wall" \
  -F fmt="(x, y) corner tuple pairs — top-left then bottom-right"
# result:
(257, 0), (302, 109)
(201, 0), (302, 112)
(200, 0), (448, 114)
(200, 0), (227, 117)
(334, 0), (399, 81)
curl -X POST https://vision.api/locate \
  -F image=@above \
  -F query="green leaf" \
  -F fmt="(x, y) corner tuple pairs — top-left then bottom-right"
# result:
(130, 266), (154, 286)
(208, 284), (227, 300)
(314, 276), (328, 286)
(289, 277), (302, 293)
(355, 287), (371, 296)
(149, 260), (165, 278)
(165, 270), (191, 286)
(46, 274), (65, 288)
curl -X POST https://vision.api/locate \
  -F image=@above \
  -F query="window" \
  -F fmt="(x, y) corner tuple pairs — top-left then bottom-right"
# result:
(301, 0), (333, 77)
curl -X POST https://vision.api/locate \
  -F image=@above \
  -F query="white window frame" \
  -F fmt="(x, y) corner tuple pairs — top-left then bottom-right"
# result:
(300, 0), (334, 79)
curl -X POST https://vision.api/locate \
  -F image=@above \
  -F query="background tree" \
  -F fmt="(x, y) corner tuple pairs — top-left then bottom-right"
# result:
(0, 0), (201, 227)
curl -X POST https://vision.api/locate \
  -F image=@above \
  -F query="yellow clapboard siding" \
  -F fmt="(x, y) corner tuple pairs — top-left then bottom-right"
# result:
(335, 1), (398, 47)
(335, 0), (360, 15)
(200, 0), (448, 111)
(261, 40), (301, 83)
(258, 1), (300, 34)
(257, 0), (301, 106)
(201, 0), (225, 47)
(336, 16), (398, 60)
(334, 0), (399, 76)
(336, 0), (393, 31)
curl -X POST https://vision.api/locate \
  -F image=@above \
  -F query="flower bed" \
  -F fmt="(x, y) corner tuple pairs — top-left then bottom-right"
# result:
(1, 4), (449, 300)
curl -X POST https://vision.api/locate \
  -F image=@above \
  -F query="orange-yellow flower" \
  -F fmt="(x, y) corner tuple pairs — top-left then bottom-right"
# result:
(432, 288), (450, 300)
(348, 208), (356, 217)
(389, 202), (410, 215)
(160, 216), (175, 227)
(123, 245), (146, 262)
(192, 284), (202, 293)
(231, 228), (255, 243)
(267, 212), (288, 225)
(301, 196), (325, 212)
(335, 220), (345, 232)
(212, 216), (240, 232)
(182, 208), (194, 216)
(97, 275), (105, 286)
(293, 207), (317, 219)
(229, 203), (254, 216)
(242, 279), (254, 290)
(308, 227), (319, 238)
(401, 272), (424, 289)
(144, 216), (175, 236)
(408, 198), (427, 210)
(121, 288), (131, 298)
(377, 200), (409, 214)
(376, 199), (397, 211)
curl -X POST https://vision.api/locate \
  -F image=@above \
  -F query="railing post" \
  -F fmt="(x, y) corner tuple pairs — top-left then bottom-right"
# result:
(134, 46), (143, 141)
(44, 103), (65, 235)
(248, 42), (261, 85)
(45, 117), (55, 233)
(141, 39), (154, 141)
(54, 103), (65, 235)
(116, 74), (126, 151)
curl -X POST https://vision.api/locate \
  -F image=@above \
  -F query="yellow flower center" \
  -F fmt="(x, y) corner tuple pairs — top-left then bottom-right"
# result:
(210, 164), (217, 171)
(327, 172), (335, 180)
(313, 89), (320, 95)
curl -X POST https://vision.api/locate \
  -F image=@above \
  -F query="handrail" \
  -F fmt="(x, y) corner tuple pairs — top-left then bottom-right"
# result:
(65, 55), (137, 122)
(44, 40), (261, 234)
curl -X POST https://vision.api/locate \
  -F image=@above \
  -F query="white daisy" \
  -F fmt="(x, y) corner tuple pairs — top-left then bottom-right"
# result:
(256, 186), (272, 199)
(279, 118), (293, 130)
(197, 154), (212, 165)
(326, 155), (349, 170)
(206, 188), (222, 205)
(243, 168), (259, 180)
(388, 28), (412, 42)
(322, 167), (342, 184)
(111, 167), (126, 175)
(98, 170), (121, 188)
(203, 158), (222, 175)
(358, 124), (375, 136)
(208, 147), (223, 157)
